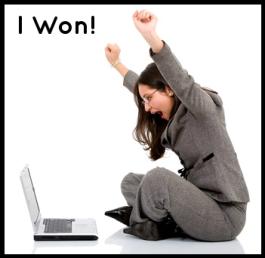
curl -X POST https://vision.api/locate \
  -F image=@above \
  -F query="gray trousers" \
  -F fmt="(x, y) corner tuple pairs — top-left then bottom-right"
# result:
(121, 167), (247, 242)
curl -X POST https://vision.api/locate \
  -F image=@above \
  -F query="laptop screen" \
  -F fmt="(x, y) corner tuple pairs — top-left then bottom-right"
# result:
(20, 166), (41, 228)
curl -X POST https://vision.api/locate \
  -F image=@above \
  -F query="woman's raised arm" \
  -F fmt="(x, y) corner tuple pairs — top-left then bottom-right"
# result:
(105, 43), (129, 78)
(132, 10), (163, 54)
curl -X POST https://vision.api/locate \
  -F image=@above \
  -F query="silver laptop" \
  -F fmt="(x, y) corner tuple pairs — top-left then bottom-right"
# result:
(20, 165), (98, 241)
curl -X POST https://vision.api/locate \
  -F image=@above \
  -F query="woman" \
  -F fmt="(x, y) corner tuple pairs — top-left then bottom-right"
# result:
(104, 10), (249, 241)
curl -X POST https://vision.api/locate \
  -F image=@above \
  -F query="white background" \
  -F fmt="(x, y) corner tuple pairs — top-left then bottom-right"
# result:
(5, 4), (261, 254)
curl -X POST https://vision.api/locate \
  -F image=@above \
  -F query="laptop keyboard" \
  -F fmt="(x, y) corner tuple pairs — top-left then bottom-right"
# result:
(43, 219), (74, 233)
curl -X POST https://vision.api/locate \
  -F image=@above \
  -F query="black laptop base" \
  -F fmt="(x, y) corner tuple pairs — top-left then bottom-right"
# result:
(34, 235), (98, 241)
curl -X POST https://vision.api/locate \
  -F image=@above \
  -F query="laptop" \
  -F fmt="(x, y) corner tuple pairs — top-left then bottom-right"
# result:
(20, 165), (98, 241)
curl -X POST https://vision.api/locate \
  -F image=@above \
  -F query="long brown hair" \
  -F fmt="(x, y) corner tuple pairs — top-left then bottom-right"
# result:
(133, 63), (177, 160)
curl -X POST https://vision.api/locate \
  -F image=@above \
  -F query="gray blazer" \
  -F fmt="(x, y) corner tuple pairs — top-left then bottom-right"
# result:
(123, 42), (250, 204)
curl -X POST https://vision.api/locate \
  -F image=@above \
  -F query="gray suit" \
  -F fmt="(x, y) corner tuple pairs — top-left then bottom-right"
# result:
(121, 42), (249, 241)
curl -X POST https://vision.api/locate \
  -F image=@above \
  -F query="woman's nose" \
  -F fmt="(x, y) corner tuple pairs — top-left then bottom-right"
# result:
(144, 102), (151, 112)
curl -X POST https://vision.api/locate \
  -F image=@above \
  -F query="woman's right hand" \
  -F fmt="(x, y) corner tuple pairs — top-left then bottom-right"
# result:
(104, 43), (129, 77)
(105, 43), (121, 66)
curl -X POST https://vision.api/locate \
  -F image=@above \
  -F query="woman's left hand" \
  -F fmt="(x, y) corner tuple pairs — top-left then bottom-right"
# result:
(132, 10), (157, 36)
(132, 10), (163, 53)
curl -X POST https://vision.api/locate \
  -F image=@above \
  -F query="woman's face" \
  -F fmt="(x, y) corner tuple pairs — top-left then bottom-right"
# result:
(138, 84), (175, 120)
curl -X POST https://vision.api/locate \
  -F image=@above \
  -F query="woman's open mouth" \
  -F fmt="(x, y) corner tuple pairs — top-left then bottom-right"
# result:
(155, 111), (163, 118)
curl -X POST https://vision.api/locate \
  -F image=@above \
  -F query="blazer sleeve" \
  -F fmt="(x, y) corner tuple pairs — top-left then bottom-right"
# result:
(123, 70), (139, 94)
(150, 41), (222, 117)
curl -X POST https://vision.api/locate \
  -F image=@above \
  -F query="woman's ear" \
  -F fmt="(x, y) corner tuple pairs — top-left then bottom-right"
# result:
(165, 85), (174, 96)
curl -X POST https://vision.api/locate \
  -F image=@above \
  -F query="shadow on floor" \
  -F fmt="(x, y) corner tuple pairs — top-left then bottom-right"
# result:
(105, 228), (245, 254)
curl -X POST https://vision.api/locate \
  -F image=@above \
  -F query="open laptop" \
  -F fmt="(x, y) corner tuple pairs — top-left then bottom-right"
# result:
(20, 165), (98, 241)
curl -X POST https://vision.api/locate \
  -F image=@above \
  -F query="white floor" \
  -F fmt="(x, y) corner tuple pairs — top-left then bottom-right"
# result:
(5, 159), (261, 254)
(31, 229), (245, 255)
(5, 210), (260, 254)
(5, 162), (261, 254)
